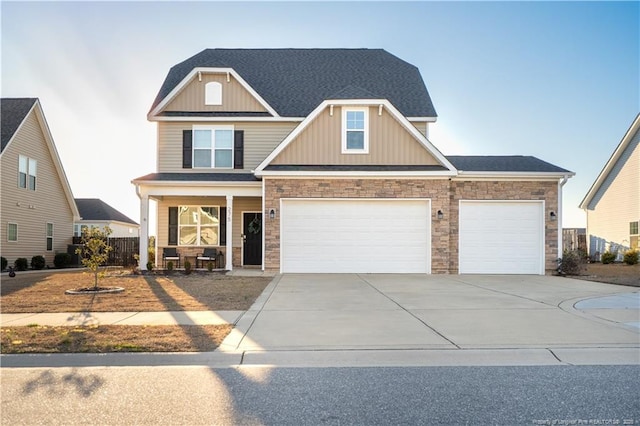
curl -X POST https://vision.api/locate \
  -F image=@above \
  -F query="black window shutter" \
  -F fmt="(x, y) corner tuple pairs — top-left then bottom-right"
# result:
(219, 207), (227, 246)
(168, 207), (178, 246)
(182, 130), (192, 169)
(234, 130), (244, 169)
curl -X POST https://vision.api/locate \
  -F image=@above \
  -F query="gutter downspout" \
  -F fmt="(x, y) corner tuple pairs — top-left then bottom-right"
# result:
(557, 175), (570, 260)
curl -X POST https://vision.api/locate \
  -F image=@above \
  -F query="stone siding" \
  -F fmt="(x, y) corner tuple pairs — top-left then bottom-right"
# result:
(264, 178), (559, 274)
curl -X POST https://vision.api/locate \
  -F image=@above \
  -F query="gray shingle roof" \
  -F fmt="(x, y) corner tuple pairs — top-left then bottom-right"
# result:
(132, 172), (260, 182)
(75, 198), (139, 225)
(151, 49), (436, 118)
(1, 98), (37, 152)
(446, 156), (572, 173)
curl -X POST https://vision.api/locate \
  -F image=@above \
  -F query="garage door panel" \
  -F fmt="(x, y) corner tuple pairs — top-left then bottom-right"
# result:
(282, 199), (430, 273)
(459, 201), (544, 275)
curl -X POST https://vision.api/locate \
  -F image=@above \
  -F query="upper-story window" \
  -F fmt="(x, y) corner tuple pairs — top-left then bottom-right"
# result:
(205, 82), (222, 105)
(342, 108), (369, 154)
(18, 155), (37, 190)
(193, 126), (234, 168)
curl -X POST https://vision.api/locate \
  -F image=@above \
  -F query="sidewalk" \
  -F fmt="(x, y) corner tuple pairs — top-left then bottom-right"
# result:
(0, 311), (243, 326)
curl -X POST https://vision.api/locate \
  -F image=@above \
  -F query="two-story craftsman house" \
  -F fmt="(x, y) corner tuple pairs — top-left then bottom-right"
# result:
(133, 48), (573, 274)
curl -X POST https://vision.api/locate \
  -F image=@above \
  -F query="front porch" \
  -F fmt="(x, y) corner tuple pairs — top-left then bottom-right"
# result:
(133, 175), (263, 271)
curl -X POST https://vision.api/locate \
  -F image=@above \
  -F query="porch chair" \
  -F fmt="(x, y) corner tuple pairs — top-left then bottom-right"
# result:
(197, 247), (217, 269)
(162, 247), (180, 269)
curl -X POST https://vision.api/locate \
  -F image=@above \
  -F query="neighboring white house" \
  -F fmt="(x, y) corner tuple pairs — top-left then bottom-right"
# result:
(580, 113), (640, 259)
(74, 198), (139, 238)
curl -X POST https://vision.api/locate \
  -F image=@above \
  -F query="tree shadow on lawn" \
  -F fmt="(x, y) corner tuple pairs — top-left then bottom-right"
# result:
(142, 275), (222, 352)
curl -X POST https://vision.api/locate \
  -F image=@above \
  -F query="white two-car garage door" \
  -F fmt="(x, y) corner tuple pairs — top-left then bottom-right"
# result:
(281, 199), (431, 273)
(459, 201), (545, 275)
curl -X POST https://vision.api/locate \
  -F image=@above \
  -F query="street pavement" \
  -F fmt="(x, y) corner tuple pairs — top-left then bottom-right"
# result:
(1, 274), (638, 368)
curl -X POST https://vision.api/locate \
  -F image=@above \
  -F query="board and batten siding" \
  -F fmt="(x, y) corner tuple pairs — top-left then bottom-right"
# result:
(271, 106), (439, 165)
(157, 121), (298, 172)
(1, 109), (74, 266)
(164, 73), (267, 113)
(586, 129), (640, 254)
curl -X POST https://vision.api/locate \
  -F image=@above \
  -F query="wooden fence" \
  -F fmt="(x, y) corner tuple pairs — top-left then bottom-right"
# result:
(107, 237), (139, 267)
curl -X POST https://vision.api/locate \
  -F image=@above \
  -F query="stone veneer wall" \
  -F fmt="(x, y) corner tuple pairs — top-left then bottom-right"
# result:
(449, 180), (559, 273)
(264, 178), (451, 273)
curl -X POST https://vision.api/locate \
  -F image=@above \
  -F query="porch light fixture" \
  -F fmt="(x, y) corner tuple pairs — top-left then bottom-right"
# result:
(549, 211), (557, 221)
(269, 208), (276, 220)
(437, 210), (444, 220)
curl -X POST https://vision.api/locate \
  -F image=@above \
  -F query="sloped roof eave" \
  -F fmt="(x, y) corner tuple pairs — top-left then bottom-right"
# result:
(579, 113), (640, 210)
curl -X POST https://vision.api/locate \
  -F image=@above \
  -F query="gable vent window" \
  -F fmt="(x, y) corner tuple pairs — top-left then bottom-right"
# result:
(193, 126), (234, 168)
(205, 82), (222, 105)
(18, 155), (37, 190)
(342, 108), (369, 154)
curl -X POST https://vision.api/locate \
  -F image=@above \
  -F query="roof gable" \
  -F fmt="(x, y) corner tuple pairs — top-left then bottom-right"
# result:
(255, 99), (455, 176)
(1, 98), (80, 219)
(1, 98), (37, 152)
(150, 49), (437, 119)
(580, 113), (640, 210)
(76, 198), (139, 225)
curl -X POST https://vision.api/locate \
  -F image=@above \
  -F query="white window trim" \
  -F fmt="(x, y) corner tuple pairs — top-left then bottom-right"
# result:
(46, 222), (54, 251)
(7, 223), (18, 242)
(341, 107), (369, 154)
(205, 81), (222, 105)
(192, 125), (234, 169)
(18, 155), (37, 190)
(178, 205), (221, 246)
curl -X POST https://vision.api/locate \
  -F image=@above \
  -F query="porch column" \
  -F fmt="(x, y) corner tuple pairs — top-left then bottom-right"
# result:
(139, 194), (149, 270)
(226, 195), (233, 270)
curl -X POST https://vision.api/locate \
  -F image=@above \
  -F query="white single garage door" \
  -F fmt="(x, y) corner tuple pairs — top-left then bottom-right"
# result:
(459, 201), (544, 274)
(281, 199), (431, 273)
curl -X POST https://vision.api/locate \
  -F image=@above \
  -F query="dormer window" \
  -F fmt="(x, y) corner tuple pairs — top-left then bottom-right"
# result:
(342, 107), (368, 154)
(205, 82), (222, 105)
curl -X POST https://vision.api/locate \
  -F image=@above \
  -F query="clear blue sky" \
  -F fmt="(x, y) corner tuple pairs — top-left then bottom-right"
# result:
(2, 1), (638, 230)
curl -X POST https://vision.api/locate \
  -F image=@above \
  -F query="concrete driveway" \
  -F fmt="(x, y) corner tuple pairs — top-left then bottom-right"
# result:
(221, 274), (639, 361)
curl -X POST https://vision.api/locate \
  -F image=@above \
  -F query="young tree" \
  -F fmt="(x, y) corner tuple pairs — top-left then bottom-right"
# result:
(76, 226), (113, 289)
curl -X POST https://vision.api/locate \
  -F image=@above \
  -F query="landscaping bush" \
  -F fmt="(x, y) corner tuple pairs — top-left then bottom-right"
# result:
(14, 257), (28, 271)
(31, 255), (46, 270)
(623, 249), (639, 265)
(146, 260), (154, 271)
(557, 249), (586, 275)
(184, 260), (192, 275)
(167, 261), (174, 272)
(1, 256), (7, 271)
(54, 252), (72, 269)
(601, 251), (616, 264)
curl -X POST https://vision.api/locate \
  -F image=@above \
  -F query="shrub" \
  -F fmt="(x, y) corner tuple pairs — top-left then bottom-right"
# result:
(207, 261), (214, 272)
(601, 251), (616, 264)
(557, 249), (586, 275)
(31, 255), (46, 270)
(167, 261), (174, 272)
(1, 257), (7, 271)
(14, 257), (28, 271)
(184, 260), (192, 275)
(623, 249), (639, 265)
(146, 260), (154, 271)
(54, 253), (72, 268)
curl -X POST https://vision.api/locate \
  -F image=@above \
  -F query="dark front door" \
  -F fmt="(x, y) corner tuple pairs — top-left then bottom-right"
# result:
(243, 212), (262, 266)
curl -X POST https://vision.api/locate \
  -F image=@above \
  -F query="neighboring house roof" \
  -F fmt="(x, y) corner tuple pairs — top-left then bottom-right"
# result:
(1, 98), (38, 152)
(1, 97), (80, 220)
(150, 48), (437, 118)
(580, 113), (640, 210)
(447, 156), (572, 174)
(75, 198), (139, 225)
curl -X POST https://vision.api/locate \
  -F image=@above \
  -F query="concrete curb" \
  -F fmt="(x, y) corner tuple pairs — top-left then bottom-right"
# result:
(2, 347), (638, 368)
